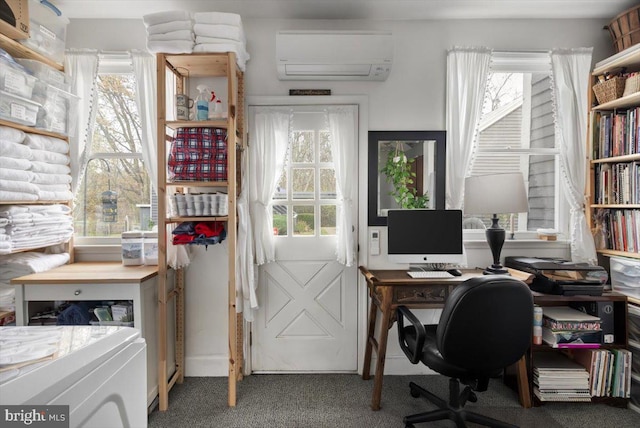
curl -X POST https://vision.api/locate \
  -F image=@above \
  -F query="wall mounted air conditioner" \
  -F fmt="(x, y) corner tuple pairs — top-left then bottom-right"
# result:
(276, 31), (393, 81)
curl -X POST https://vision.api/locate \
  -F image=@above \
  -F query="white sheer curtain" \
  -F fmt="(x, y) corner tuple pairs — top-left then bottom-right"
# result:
(326, 105), (357, 266)
(445, 47), (492, 209)
(550, 47), (597, 264)
(131, 50), (158, 192)
(64, 49), (100, 194)
(249, 108), (291, 265)
(236, 148), (257, 321)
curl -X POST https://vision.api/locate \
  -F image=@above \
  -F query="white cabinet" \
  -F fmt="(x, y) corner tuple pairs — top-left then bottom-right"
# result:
(11, 262), (175, 409)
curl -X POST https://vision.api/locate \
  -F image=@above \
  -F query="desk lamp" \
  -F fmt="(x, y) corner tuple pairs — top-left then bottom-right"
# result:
(464, 173), (529, 275)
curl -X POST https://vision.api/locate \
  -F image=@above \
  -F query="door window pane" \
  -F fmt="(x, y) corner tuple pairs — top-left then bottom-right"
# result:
(274, 170), (287, 200)
(293, 205), (315, 236)
(292, 131), (314, 163)
(319, 131), (332, 162)
(292, 168), (314, 200)
(273, 205), (288, 236)
(320, 205), (337, 236)
(320, 168), (336, 199)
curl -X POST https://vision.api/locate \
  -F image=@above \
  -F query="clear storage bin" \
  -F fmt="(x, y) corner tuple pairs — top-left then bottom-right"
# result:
(142, 231), (158, 266)
(0, 56), (37, 99)
(15, 58), (69, 91)
(0, 89), (40, 126)
(610, 256), (640, 297)
(31, 84), (79, 136)
(630, 303), (640, 343)
(19, 0), (69, 65)
(121, 231), (143, 266)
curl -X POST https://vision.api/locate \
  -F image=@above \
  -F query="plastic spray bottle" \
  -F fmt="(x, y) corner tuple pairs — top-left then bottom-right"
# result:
(195, 85), (210, 121)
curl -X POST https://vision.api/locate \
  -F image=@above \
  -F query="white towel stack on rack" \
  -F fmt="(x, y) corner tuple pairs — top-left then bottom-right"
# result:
(0, 126), (37, 202)
(144, 10), (194, 54)
(0, 205), (73, 255)
(192, 12), (250, 71)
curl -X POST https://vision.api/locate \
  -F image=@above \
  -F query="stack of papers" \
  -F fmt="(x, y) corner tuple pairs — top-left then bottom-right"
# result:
(542, 306), (602, 348)
(533, 352), (591, 402)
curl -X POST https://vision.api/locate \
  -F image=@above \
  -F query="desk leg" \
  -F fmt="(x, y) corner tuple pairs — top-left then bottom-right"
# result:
(362, 295), (378, 381)
(370, 302), (392, 411)
(515, 354), (532, 408)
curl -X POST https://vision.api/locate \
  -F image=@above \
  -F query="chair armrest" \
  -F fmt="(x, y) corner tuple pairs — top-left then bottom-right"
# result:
(396, 305), (426, 365)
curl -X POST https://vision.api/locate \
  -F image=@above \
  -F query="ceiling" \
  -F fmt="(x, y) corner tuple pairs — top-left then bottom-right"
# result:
(54, 0), (638, 21)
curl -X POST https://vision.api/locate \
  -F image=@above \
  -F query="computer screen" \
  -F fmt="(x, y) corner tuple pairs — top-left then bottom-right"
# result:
(387, 209), (463, 265)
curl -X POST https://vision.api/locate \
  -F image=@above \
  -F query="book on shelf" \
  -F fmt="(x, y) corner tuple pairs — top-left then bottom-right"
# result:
(533, 352), (591, 402)
(541, 306), (601, 332)
(542, 327), (602, 348)
(570, 348), (632, 398)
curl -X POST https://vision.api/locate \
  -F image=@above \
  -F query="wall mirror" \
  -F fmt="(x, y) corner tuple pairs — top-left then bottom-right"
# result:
(368, 130), (446, 226)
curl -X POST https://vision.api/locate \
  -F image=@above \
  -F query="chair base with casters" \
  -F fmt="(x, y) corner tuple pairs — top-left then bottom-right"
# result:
(397, 276), (534, 428)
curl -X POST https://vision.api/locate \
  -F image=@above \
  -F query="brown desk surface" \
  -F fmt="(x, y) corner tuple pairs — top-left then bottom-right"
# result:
(360, 267), (533, 285)
(10, 262), (159, 284)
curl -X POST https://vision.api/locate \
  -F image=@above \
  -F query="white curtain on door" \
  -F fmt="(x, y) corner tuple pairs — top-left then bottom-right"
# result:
(64, 49), (100, 194)
(326, 105), (357, 266)
(236, 148), (257, 320)
(550, 47), (597, 264)
(248, 108), (291, 265)
(445, 46), (492, 209)
(131, 50), (158, 192)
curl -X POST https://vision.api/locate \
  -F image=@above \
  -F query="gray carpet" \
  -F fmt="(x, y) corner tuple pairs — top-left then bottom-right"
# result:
(148, 374), (640, 427)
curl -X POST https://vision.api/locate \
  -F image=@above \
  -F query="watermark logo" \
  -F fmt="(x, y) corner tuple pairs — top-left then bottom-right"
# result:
(1, 406), (69, 427)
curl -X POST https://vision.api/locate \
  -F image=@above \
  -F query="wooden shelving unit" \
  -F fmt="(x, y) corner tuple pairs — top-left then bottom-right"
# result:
(155, 52), (244, 411)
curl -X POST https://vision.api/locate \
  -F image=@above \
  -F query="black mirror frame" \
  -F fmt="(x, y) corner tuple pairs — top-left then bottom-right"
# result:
(368, 130), (447, 226)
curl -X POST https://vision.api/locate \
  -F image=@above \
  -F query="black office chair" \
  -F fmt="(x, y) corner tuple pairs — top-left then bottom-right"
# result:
(397, 276), (533, 428)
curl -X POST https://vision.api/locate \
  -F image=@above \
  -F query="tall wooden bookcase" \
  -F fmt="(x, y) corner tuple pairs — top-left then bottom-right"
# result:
(587, 44), (640, 263)
(155, 52), (244, 410)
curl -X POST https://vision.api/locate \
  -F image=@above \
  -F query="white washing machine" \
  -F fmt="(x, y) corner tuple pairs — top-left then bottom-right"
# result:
(0, 326), (147, 428)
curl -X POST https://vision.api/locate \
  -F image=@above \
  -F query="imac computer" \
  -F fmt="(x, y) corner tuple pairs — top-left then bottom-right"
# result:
(387, 209), (464, 267)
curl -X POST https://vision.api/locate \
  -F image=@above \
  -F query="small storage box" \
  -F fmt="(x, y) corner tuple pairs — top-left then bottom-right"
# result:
(610, 256), (640, 297)
(15, 58), (68, 91)
(19, 0), (69, 65)
(31, 84), (78, 136)
(121, 231), (143, 266)
(142, 231), (158, 266)
(593, 76), (627, 105)
(0, 89), (39, 125)
(0, 57), (37, 99)
(629, 303), (640, 343)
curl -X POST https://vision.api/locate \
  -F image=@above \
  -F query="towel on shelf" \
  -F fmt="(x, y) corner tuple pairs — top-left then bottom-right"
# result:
(148, 29), (194, 42)
(30, 162), (71, 174)
(146, 20), (193, 35)
(0, 179), (39, 195)
(147, 40), (194, 54)
(193, 23), (246, 42)
(35, 183), (71, 193)
(0, 191), (38, 201)
(143, 10), (192, 27)
(0, 252), (70, 280)
(193, 11), (242, 26)
(0, 126), (26, 144)
(30, 149), (70, 166)
(193, 44), (249, 71)
(37, 189), (73, 201)
(30, 172), (72, 185)
(0, 141), (32, 159)
(0, 168), (32, 183)
(0, 156), (30, 170)
(23, 134), (69, 154)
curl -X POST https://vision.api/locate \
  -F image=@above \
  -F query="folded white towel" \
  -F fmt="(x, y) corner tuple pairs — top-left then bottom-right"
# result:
(0, 141), (32, 159)
(37, 190), (74, 201)
(30, 161), (71, 174)
(0, 126), (26, 144)
(143, 10), (192, 27)
(0, 190), (38, 202)
(0, 252), (70, 276)
(0, 168), (32, 183)
(193, 44), (250, 71)
(0, 179), (39, 194)
(30, 149), (70, 166)
(0, 156), (30, 171)
(31, 172), (72, 185)
(146, 20), (193, 35)
(195, 36), (247, 48)
(24, 134), (69, 154)
(148, 29), (194, 42)
(35, 183), (71, 192)
(193, 11), (242, 26)
(147, 40), (194, 54)
(193, 23), (245, 42)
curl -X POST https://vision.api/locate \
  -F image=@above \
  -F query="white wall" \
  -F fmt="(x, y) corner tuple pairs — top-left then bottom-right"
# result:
(67, 16), (614, 376)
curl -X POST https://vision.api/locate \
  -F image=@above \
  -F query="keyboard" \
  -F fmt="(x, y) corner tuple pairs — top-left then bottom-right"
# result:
(407, 271), (454, 279)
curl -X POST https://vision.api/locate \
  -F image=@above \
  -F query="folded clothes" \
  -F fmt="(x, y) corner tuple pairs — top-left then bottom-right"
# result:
(172, 221), (197, 235)
(193, 11), (242, 26)
(194, 221), (225, 238)
(0, 156), (30, 170)
(0, 126), (26, 144)
(193, 23), (245, 42)
(148, 29), (194, 41)
(146, 20), (193, 35)
(30, 149), (70, 166)
(24, 134), (69, 154)
(0, 141), (32, 159)
(147, 40), (194, 54)
(143, 10), (192, 27)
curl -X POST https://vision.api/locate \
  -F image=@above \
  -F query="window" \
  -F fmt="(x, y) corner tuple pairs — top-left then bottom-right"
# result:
(272, 111), (337, 237)
(73, 58), (155, 244)
(465, 52), (566, 238)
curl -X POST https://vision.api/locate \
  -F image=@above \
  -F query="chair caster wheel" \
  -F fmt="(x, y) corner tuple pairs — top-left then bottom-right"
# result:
(405, 424), (415, 428)
(410, 390), (420, 398)
(469, 392), (478, 403)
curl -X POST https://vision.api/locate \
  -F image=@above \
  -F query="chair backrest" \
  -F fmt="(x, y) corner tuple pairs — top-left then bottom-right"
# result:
(437, 275), (533, 373)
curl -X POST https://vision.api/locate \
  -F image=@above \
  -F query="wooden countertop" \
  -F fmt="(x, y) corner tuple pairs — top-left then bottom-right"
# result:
(10, 262), (159, 284)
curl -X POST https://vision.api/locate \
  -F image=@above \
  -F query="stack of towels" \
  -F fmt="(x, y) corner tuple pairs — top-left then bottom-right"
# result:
(193, 12), (250, 71)
(0, 205), (73, 254)
(144, 10), (194, 54)
(0, 126), (73, 202)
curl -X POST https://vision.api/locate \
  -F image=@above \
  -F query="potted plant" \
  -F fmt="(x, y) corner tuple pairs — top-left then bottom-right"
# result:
(380, 143), (429, 209)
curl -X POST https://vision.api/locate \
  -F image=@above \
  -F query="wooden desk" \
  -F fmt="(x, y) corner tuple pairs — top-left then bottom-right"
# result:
(359, 267), (531, 411)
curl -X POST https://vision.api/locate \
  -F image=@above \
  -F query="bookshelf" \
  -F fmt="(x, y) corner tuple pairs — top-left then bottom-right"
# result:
(587, 44), (640, 262)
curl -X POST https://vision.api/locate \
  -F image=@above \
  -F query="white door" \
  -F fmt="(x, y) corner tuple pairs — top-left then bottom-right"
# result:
(252, 106), (358, 372)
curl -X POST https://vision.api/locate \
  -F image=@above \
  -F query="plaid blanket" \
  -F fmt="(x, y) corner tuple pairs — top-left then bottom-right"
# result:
(168, 127), (228, 181)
